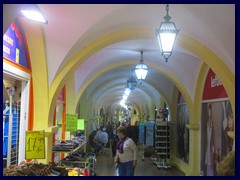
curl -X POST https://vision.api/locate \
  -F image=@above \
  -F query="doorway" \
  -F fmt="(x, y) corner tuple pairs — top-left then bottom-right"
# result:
(3, 63), (30, 167)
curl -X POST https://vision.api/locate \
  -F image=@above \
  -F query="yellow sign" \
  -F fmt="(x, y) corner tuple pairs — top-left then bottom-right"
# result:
(66, 114), (78, 131)
(15, 48), (20, 63)
(77, 119), (85, 130)
(25, 130), (45, 159)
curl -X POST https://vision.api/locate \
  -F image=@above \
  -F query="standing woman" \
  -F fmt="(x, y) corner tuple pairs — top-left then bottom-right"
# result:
(111, 124), (119, 157)
(115, 126), (137, 176)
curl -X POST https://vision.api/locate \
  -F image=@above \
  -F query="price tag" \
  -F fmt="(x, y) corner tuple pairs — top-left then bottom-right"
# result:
(25, 130), (45, 159)
(77, 119), (85, 130)
(66, 114), (78, 131)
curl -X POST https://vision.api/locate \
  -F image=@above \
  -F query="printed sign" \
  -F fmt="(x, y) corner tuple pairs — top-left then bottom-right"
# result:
(202, 69), (228, 100)
(200, 101), (234, 176)
(66, 114), (78, 131)
(3, 19), (30, 69)
(26, 131), (45, 159)
(77, 119), (85, 130)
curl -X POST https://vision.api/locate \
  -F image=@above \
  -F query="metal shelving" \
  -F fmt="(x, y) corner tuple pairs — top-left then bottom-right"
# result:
(155, 121), (171, 169)
(53, 142), (94, 176)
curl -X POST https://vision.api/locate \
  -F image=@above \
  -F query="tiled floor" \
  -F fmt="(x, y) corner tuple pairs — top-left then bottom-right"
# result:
(95, 147), (185, 176)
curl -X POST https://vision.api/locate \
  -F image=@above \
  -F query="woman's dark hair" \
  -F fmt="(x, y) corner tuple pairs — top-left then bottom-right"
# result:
(76, 130), (84, 136)
(117, 126), (127, 136)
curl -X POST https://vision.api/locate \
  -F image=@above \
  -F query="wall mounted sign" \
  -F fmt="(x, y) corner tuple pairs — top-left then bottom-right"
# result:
(202, 69), (228, 100)
(77, 119), (85, 130)
(25, 130), (45, 159)
(66, 114), (78, 131)
(3, 19), (30, 69)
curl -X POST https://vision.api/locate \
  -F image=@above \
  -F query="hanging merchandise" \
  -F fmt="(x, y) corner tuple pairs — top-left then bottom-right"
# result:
(139, 122), (145, 144)
(146, 121), (155, 147)
(3, 100), (10, 157)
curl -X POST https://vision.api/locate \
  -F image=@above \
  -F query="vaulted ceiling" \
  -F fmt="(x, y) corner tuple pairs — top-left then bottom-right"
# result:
(3, 4), (235, 114)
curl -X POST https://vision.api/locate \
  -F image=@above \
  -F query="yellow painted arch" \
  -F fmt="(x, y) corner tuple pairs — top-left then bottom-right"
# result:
(91, 85), (153, 108)
(48, 28), (234, 126)
(85, 73), (169, 107)
(84, 89), (148, 116)
(74, 60), (192, 119)
(178, 35), (235, 114)
(76, 70), (171, 116)
(87, 79), (162, 109)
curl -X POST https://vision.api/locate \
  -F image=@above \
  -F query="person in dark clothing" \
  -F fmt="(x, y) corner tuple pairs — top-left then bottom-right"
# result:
(106, 122), (113, 147)
(111, 124), (119, 157)
(89, 130), (102, 153)
(127, 124), (138, 145)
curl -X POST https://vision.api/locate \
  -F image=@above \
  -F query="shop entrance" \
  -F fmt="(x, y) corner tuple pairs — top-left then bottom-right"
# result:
(3, 63), (30, 168)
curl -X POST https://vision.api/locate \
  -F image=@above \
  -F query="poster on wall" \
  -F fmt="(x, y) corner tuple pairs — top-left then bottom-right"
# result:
(200, 69), (234, 176)
(176, 104), (189, 164)
(3, 19), (30, 69)
(200, 101), (234, 176)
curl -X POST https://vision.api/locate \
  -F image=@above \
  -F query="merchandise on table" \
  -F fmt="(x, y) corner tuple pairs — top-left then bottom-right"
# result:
(3, 161), (68, 176)
(52, 140), (78, 151)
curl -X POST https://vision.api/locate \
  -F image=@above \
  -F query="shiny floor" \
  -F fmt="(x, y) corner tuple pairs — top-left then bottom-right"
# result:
(95, 147), (185, 176)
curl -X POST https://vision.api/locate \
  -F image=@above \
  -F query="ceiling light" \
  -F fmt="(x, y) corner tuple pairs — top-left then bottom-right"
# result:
(127, 70), (138, 90)
(123, 94), (128, 100)
(134, 51), (148, 80)
(156, 4), (179, 62)
(124, 88), (131, 96)
(120, 99), (127, 109)
(21, 5), (48, 24)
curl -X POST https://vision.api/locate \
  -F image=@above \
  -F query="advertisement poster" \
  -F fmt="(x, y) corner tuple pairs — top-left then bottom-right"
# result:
(176, 104), (189, 164)
(201, 69), (234, 176)
(3, 19), (29, 69)
(200, 101), (234, 176)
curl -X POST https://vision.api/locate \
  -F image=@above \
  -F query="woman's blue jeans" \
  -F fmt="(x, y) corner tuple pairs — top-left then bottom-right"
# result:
(118, 161), (134, 176)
